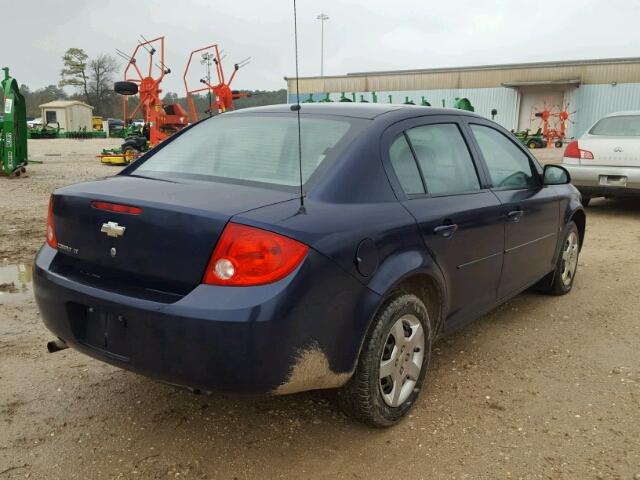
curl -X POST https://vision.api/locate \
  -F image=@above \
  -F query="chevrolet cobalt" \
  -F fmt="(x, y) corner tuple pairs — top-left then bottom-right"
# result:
(34, 104), (585, 426)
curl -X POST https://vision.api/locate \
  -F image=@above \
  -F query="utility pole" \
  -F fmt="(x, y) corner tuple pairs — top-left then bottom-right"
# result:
(316, 12), (329, 77)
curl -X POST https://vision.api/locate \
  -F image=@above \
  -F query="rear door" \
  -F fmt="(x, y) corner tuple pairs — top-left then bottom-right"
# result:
(383, 116), (505, 329)
(466, 121), (560, 298)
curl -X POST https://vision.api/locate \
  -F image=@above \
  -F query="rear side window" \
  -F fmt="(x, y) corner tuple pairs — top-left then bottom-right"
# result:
(470, 124), (537, 190)
(589, 115), (640, 136)
(134, 114), (365, 188)
(389, 134), (425, 195)
(406, 124), (480, 196)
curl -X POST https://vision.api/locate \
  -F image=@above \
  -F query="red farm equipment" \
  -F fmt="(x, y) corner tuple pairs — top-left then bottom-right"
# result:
(554, 102), (576, 145)
(531, 101), (576, 149)
(100, 35), (189, 165)
(183, 44), (250, 122)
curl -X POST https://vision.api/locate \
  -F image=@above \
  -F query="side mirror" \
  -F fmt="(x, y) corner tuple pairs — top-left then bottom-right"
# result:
(543, 164), (571, 185)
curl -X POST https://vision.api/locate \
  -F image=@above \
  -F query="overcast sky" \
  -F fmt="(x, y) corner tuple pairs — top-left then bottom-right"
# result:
(4, 0), (640, 95)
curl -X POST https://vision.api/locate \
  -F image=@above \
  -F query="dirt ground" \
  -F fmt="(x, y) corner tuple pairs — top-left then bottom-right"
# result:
(1, 139), (639, 479)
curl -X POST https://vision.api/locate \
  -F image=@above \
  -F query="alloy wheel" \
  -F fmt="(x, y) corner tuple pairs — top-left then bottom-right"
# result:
(379, 314), (425, 407)
(561, 231), (579, 286)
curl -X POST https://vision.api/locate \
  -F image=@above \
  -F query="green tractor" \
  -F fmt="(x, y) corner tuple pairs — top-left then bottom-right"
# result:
(512, 128), (546, 149)
(99, 122), (148, 166)
(29, 122), (62, 139)
(0, 68), (28, 177)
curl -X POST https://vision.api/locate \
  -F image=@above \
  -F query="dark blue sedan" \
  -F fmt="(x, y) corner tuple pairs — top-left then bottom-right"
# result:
(34, 104), (585, 426)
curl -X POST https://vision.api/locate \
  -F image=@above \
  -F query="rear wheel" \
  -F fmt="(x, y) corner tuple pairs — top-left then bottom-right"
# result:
(538, 221), (580, 295)
(339, 293), (433, 427)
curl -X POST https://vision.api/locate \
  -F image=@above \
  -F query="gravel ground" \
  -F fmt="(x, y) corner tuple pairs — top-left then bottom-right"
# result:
(1, 140), (639, 479)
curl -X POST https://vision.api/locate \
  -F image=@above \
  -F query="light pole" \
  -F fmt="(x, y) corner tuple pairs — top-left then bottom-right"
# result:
(200, 52), (213, 116)
(316, 12), (329, 77)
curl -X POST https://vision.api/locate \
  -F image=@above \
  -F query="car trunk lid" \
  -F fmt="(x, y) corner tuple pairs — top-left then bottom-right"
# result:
(50, 175), (296, 296)
(579, 135), (640, 167)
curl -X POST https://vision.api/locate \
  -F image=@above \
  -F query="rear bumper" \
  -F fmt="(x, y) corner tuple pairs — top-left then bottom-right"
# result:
(34, 245), (380, 394)
(564, 164), (640, 197)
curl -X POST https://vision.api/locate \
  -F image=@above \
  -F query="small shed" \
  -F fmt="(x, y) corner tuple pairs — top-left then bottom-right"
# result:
(39, 100), (94, 132)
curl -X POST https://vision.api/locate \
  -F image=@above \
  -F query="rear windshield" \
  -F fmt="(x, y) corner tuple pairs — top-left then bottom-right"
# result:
(589, 115), (640, 136)
(132, 113), (366, 189)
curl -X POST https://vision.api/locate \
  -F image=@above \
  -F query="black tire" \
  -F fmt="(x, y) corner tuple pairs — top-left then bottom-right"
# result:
(555, 140), (564, 148)
(122, 146), (140, 164)
(527, 141), (537, 149)
(339, 293), (433, 427)
(537, 221), (580, 296)
(122, 136), (146, 151)
(114, 81), (138, 96)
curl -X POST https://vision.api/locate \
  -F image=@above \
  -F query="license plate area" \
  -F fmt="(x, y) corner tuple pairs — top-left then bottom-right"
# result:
(68, 304), (130, 360)
(599, 175), (627, 187)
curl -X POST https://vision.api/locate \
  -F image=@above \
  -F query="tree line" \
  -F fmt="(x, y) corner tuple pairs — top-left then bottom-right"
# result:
(4, 47), (286, 119)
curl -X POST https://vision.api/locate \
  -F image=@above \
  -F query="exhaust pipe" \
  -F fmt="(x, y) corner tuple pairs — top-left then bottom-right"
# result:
(47, 339), (69, 353)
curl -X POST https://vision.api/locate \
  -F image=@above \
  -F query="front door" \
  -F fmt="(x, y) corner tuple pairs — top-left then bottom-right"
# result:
(468, 123), (560, 298)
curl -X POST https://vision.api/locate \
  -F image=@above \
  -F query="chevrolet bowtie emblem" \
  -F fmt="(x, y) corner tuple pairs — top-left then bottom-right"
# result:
(100, 221), (126, 238)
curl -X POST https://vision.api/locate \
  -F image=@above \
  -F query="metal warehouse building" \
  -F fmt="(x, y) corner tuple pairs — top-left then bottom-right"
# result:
(286, 57), (640, 138)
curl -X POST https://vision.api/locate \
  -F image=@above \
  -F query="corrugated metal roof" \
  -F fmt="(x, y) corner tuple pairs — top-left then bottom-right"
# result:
(287, 57), (640, 94)
(39, 100), (94, 109)
(344, 57), (640, 77)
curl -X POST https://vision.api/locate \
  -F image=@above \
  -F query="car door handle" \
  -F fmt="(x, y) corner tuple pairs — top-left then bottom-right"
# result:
(434, 224), (459, 238)
(507, 209), (524, 222)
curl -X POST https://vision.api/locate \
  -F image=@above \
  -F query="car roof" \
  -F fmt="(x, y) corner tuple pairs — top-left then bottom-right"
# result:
(225, 103), (485, 120)
(602, 110), (640, 117)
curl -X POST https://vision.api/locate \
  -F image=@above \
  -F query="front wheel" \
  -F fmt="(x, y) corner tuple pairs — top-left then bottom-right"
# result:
(538, 221), (580, 295)
(339, 293), (433, 427)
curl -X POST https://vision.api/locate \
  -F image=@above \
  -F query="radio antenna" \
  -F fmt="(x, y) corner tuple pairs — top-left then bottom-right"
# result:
(291, 0), (305, 213)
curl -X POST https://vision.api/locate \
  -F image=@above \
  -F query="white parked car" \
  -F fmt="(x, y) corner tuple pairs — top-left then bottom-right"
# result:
(562, 111), (640, 206)
(27, 117), (43, 128)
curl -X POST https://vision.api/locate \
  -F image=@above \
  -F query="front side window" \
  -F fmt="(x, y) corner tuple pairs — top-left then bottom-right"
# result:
(470, 124), (537, 190)
(134, 114), (366, 189)
(406, 124), (480, 196)
(388, 134), (425, 195)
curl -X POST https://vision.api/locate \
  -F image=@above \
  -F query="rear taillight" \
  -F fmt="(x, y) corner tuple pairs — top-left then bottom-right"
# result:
(91, 201), (142, 215)
(564, 140), (594, 160)
(46, 196), (57, 249)
(203, 223), (308, 286)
